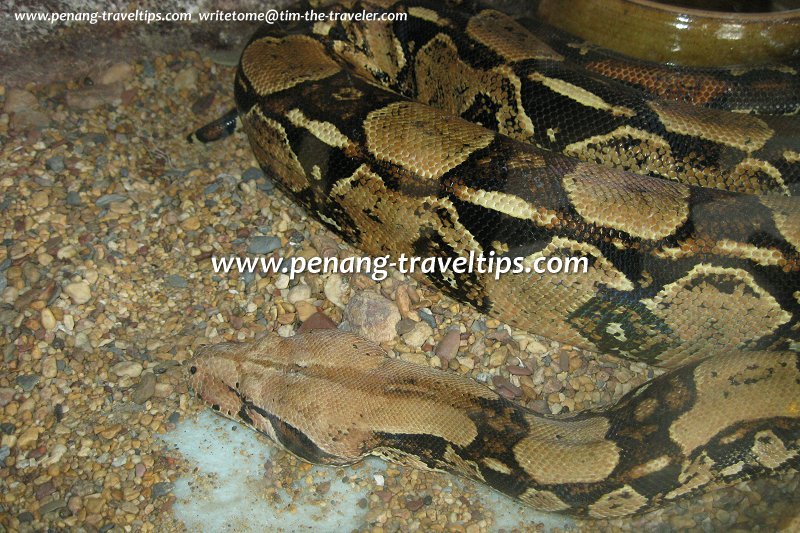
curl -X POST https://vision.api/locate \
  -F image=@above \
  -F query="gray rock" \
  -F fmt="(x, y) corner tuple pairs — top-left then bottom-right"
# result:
(39, 499), (66, 515)
(0, 445), (10, 462)
(395, 318), (416, 336)
(45, 156), (65, 172)
(15, 374), (40, 391)
(66, 191), (82, 206)
(142, 60), (155, 77)
(257, 180), (275, 193)
(417, 310), (437, 329)
(35, 175), (54, 187)
(151, 482), (174, 499)
(529, 400), (551, 414)
(164, 274), (187, 289)
(343, 291), (401, 343)
(131, 373), (156, 404)
(241, 167), (264, 182)
(95, 194), (127, 207)
(247, 235), (281, 254)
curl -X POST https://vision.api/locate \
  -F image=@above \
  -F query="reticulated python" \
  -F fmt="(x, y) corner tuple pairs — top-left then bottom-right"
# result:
(189, 0), (800, 518)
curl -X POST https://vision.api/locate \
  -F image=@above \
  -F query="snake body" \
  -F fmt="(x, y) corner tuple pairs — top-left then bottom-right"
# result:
(190, 0), (800, 518)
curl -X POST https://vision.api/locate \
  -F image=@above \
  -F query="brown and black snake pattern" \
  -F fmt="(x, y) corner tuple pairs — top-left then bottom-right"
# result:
(190, 0), (800, 518)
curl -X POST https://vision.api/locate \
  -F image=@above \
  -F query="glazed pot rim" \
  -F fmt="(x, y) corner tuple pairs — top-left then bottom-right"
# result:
(624, 0), (800, 21)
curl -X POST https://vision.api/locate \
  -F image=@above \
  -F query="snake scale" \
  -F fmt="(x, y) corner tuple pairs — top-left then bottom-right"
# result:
(189, 0), (800, 518)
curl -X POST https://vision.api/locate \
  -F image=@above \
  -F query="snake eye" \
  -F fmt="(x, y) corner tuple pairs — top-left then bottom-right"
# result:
(190, 366), (197, 374)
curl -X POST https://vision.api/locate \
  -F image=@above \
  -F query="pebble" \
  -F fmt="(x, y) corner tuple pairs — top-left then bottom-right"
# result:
(274, 273), (291, 290)
(248, 235), (281, 255)
(174, 67), (198, 90)
(41, 356), (57, 379)
(324, 274), (348, 308)
(17, 427), (40, 449)
(0, 387), (13, 406)
(45, 155), (65, 172)
(151, 482), (174, 499)
(395, 318), (416, 336)
(297, 312), (337, 333)
(543, 376), (563, 394)
(343, 291), (401, 343)
(435, 329), (461, 361)
(111, 361), (143, 379)
(40, 307), (56, 330)
(507, 364), (532, 376)
(67, 495), (82, 515)
(294, 301), (317, 321)
(95, 193), (128, 207)
(131, 373), (157, 404)
(47, 443), (67, 465)
(241, 166), (265, 181)
(63, 281), (92, 304)
(164, 274), (188, 288)
(31, 191), (49, 209)
(287, 284), (311, 304)
(65, 191), (82, 206)
(40, 499), (66, 515)
(417, 310), (437, 329)
(16, 374), (40, 391)
(402, 321), (433, 349)
(181, 216), (201, 231)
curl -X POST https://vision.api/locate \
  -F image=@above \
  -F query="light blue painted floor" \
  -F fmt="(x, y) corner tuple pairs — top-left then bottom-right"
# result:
(160, 411), (576, 532)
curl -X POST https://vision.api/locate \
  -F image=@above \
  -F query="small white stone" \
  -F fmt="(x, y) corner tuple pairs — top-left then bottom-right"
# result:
(63, 281), (91, 304)
(40, 308), (56, 331)
(274, 274), (291, 290)
(287, 284), (311, 304)
(374, 474), (385, 487)
(324, 274), (348, 308)
(41, 356), (57, 379)
(111, 361), (143, 379)
(46, 444), (67, 465)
